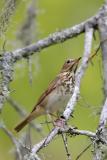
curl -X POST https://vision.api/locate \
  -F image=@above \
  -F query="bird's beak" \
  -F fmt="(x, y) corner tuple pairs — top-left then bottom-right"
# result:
(75, 57), (81, 64)
(72, 57), (81, 73)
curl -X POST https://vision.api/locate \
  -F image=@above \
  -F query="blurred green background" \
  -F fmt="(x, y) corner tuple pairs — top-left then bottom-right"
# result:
(0, 0), (104, 159)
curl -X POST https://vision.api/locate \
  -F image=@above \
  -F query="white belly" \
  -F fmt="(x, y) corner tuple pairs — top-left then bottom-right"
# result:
(46, 88), (71, 113)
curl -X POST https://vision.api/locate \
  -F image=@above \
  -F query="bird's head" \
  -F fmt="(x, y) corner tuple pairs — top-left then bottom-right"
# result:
(61, 57), (81, 73)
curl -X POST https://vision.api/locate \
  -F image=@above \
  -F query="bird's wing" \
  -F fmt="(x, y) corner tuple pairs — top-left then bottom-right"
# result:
(31, 75), (61, 112)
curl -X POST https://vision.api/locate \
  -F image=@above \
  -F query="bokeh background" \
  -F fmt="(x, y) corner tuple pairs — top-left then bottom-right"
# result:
(0, 0), (104, 159)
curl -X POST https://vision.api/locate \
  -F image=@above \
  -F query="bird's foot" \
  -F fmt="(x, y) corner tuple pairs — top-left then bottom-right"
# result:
(53, 117), (66, 128)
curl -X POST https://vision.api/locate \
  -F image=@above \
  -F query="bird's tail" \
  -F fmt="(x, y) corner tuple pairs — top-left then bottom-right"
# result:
(14, 115), (31, 132)
(14, 106), (44, 132)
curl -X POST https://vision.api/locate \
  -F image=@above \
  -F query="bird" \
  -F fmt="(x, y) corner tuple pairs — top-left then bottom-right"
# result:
(14, 57), (81, 132)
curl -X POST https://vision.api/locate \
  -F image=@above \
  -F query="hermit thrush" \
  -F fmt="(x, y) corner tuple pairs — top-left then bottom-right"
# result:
(15, 57), (81, 132)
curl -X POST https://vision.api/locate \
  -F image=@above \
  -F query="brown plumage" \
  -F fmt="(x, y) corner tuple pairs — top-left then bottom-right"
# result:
(14, 57), (81, 132)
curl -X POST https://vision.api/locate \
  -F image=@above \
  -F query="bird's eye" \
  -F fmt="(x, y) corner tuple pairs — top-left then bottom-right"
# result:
(66, 60), (71, 64)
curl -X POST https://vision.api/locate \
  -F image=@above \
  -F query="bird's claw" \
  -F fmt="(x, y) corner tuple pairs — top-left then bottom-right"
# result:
(54, 117), (66, 128)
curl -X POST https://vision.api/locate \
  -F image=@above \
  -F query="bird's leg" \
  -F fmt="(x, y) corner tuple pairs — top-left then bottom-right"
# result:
(48, 113), (57, 126)
(57, 111), (61, 118)
(47, 111), (67, 128)
(44, 115), (51, 132)
(47, 113), (66, 128)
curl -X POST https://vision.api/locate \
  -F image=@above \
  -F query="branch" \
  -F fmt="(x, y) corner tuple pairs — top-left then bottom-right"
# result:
(0, 121), (41, 160)
(0, 121), (22, 160)
(63, 26), (93, 120)
(99, 98), (107, 130)
(31, 126), (96, 155)
(61, 133), (71, 160)
(93, 3), (107, 159)
(61, 126), (96, 138)
(32, 127), (59, 153)
(94, 98), (107, 159)
(98, 2), (107, 98)
(12, 4), (105, 61)
(0, 52), (14, 111)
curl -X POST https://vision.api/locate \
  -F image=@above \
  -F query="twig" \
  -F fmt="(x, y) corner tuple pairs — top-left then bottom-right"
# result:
(17, 0), (37, 85)
(17, 0), (37, 46)
(0, 121), (22, 160)
(0, 0), (19, 37)
(75, 143), (92, 160)
(88, 43), (100, 62)
(60, 126), (96, 138)
(61, 133), (71, 160)
(27, 56), (33, 85)
(0, 121), (41, 160)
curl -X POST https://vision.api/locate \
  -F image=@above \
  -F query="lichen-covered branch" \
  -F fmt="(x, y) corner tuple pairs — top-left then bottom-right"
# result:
(94, 85), (107, 160)
(31, 126), (96, 155)
(99, 98), (107, 130)
(0, 121), (22, 160)
(98, 2), (107, 98)
(0, 52), (14, 111)
(32, 127), (59, 154)
(12, 3), (105, 61)
(63, 26), (93, 120)
(0, 121), (41, 160)
(92, 2), (107, 160)
(61, 126), (96, 138)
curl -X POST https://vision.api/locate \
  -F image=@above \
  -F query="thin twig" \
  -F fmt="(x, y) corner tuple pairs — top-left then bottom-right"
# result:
(0, 121), (22, 160)
(17, 0), (37, 85)
(27, 56), (33, 85)
(75, 143), (92, 160)
(0, 0), (19, 37)
(61, 133), (71, 160)
(60, 126), (96, 138)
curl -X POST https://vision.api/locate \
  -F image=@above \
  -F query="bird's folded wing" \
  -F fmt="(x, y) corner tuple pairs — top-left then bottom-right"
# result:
(31, 75), (61, 112)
